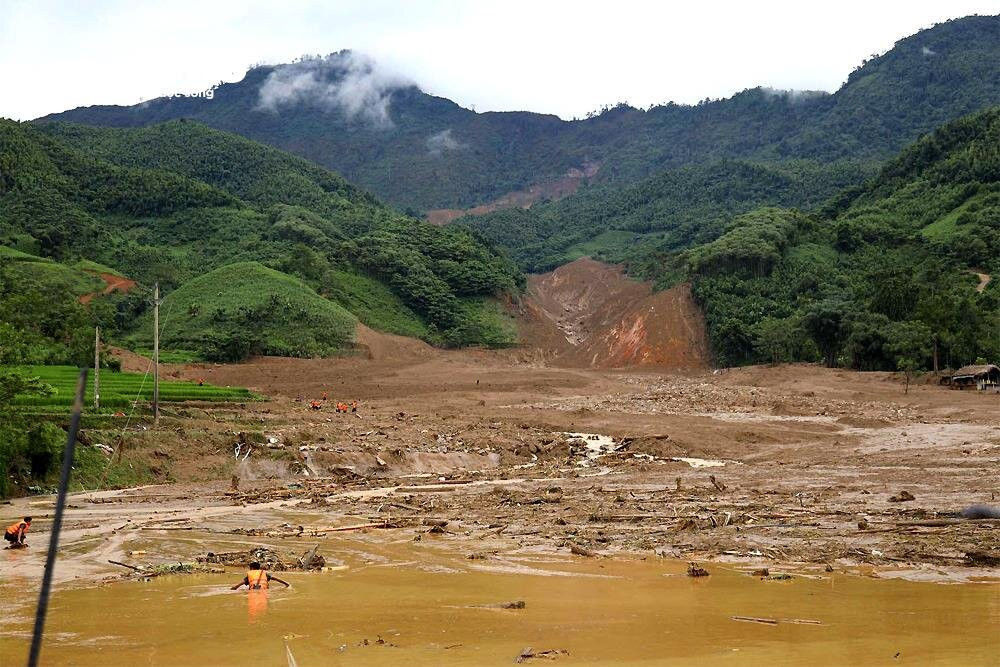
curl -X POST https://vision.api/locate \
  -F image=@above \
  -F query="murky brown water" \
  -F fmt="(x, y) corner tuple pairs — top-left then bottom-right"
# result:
(2, 538), (998, 666)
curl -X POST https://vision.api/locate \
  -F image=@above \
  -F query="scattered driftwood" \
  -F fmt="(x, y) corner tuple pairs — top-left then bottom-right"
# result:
(687, 562), (709, 577)
(964, 551), (1000, 567)
(298, 545), (323, 570)
(517, 647), (568, 663)
(421, 519), (449, 527)
(389, 501), (423, 512)
(709, 475), (727, 492)
(470, 600), (525, 610)
(200, 547), (291, 571)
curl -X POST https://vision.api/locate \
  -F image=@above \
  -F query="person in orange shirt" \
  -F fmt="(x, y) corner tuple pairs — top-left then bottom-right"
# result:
(4, 516), (31, 548)
(231, 561), (290, 590)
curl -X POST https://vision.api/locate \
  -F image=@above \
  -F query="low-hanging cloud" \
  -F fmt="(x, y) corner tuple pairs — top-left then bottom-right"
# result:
(257, 51), (412, 126)
(760, 87), (827, 103)
(921, 46), (937, 56)
(426, 128), (466, 156)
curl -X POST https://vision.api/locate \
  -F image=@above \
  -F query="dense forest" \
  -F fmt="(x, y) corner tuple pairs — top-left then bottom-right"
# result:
(0, 119), (522, 364)
(688, 108), (1000, 370)
(38, 16), (1000, 211)
(459, 158), (877, 285)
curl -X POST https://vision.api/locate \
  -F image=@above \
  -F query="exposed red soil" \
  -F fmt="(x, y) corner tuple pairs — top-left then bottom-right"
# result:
(512, 257), (709, 369)
(79, 272), (137, 304)
(425, 160), (599, 225)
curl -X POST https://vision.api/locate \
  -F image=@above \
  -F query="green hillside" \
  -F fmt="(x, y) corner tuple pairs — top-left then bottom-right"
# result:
(459, 158), (876, 285)
(0, 119), (523, 360)
(0, 247), (112, 366)
(689, 107), (1000, 370)
(130, 262), (358, 360)
(37, 16), (1000, 211)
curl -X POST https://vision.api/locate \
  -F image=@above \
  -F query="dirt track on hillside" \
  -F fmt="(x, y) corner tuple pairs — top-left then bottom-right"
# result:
(78, 271), (137, 304)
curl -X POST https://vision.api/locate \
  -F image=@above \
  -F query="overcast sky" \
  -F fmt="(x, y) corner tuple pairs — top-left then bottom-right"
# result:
(1, 0), (995, 121)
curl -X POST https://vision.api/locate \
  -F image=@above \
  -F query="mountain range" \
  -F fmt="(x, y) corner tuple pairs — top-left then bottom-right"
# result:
(3, 13), (997, 374)
(38, 16), (1000, 213)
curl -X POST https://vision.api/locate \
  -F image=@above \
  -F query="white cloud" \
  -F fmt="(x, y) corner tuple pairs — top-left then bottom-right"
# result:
(1, 0), (996, 121)
(426, 128), (466, 156)
(257, 51), (412, 126)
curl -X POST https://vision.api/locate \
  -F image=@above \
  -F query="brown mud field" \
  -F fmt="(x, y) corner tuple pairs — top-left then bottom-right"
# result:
(10, 350), (1000, 577)
(2, 344), (999, 663)
(3, 256), (999, 663)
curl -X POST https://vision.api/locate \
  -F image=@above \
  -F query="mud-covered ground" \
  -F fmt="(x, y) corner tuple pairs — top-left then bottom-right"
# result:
(6, 344), (999, 585)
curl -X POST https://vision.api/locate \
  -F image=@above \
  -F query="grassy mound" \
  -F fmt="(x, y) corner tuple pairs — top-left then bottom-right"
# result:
(133, 262), (358, 361)
(322, 269), (429, 340)
(1, 247), (105, 297)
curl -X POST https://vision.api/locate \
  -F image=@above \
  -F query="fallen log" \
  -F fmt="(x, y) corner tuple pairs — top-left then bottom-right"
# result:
(396, 486), (460, 493)
(732, 615), (821, 625)
(108, 559), (146, 572)
(732, 615), (777, 625)
(318, 522), (396, 532)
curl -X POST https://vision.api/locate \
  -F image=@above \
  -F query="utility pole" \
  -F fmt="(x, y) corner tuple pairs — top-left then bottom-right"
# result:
(153, 282), (160, 425)
(94, 326), (100, 410)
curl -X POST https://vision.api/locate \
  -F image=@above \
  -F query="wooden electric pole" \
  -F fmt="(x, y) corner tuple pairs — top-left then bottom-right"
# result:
(94, 326), (100, 410)
(153, 282), (160, 425)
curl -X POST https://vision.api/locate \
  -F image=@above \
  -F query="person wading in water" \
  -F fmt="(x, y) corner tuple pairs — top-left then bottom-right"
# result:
(231, 561), (291, 590)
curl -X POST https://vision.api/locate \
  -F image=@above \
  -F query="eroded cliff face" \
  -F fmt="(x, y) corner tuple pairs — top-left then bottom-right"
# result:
(516, 257), (709, 369)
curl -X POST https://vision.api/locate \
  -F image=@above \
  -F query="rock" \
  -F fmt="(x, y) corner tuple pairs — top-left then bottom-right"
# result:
(888, 490), (915, 503)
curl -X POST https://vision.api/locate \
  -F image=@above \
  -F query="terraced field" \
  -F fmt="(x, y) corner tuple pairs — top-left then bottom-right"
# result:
(6, 365), (259, 409)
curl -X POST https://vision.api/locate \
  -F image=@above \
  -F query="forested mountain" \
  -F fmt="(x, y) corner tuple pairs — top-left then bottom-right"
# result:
(458, 158), (878, 283)
(688, 107), (1000, 370)
(37, 16), (1000, 212)
(0, 119), (522, 363)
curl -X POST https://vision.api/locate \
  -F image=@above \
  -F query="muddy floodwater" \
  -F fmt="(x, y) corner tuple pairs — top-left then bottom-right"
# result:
(2, 542), (997, 666)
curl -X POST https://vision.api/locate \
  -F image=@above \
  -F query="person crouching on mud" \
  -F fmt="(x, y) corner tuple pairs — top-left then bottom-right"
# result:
(232, 561), (290, 590)
(4, 516), (31, 548)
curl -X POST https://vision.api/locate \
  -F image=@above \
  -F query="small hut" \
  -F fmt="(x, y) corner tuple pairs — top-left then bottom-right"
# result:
(945, 364), (1000, 391)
